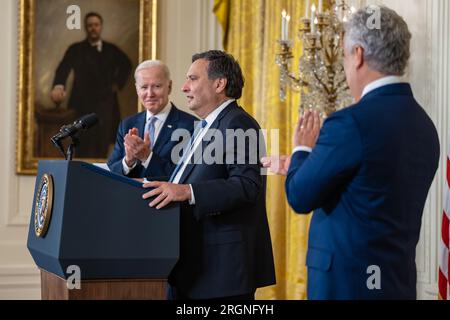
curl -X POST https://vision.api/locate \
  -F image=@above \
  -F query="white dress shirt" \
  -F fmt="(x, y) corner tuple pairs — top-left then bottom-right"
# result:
(172, 99), (235, 205)
(293, 76), (405, 155)
(90, 40), (103, 52)
(122, 103), (172, 174)
(360, 75), (404, 99)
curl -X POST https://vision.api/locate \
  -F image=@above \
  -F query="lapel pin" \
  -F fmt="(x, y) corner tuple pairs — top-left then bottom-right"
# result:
(167, 125), (173, 129)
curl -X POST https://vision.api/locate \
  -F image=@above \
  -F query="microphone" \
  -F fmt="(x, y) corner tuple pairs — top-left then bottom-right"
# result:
(51, 113), (99, 143)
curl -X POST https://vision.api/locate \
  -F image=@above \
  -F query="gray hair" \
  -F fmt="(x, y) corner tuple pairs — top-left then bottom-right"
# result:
(134, 60), (171, 81)
(344, 6), (411, 76)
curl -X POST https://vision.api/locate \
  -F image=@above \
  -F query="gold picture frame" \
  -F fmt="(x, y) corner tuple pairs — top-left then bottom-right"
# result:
(17, 0), (158, 175)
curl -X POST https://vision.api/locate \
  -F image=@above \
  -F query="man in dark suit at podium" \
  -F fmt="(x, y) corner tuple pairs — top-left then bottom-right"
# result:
(142, 50), (276, 299)
(108, 60), (196, 178)
(283, 7), (440, 299)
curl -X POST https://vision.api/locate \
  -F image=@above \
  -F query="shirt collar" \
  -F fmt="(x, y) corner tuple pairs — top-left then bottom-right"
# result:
(89, 40), (103, 52)
(361, 76), (405, 99)
(204, 99), (235, 126)
(146, 102), (172, 124)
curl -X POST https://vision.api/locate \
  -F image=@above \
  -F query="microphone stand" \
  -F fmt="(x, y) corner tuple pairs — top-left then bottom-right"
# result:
(50, 113), (98, 159)
(66, 135), (79, 161)
(51, 138), (66, 159)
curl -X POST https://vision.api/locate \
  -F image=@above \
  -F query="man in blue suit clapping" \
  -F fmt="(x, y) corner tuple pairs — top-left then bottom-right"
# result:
(266, 6), (440, 299)
(108, 61), (196, 179)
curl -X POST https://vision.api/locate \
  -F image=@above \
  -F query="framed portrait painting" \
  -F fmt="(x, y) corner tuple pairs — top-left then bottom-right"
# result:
(16, 0), (157, 174)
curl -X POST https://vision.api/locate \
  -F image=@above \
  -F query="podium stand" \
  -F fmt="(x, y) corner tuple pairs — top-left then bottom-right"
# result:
(27, 161), (180, 300)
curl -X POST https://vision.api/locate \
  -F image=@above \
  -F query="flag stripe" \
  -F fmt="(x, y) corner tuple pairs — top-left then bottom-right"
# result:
(445, 185), (450, 219)
(440, 237), (449, 279)
(438, 140), (450, 300)
(447, 157), (450, 187)
(439, 269), (447, 300)
(442, 210), (449, 249)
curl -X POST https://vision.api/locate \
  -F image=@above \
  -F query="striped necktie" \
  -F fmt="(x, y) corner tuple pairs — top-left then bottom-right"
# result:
(145, 116), (158, 148)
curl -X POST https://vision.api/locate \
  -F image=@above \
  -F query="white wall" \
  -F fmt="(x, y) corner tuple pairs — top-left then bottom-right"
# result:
(0, 0), (41, 300)
(158, 0), (223, 111)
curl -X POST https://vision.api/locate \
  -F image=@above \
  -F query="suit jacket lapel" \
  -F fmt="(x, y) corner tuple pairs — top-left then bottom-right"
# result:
(179, 103), (237, 184)
(136, 112), (146, 139)
(152, 103), (178, 154)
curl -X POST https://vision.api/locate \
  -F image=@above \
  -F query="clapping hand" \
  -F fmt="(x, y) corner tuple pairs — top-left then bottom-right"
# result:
(124, 128), (152, 166)
(293, 110), (321, 149)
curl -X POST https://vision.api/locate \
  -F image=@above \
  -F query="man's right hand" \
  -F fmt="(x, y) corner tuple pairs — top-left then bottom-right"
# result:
(124, 128), (139, 167)
(124, 128), (152, 166)
(261, 155), (291, 176)
(50, 86), (66, 104)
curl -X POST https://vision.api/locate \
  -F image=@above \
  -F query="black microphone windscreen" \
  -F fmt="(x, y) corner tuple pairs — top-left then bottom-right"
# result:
(79, 113), (99, 129)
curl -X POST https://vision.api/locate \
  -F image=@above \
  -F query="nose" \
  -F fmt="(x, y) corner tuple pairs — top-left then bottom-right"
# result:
(143, 86), (156, 97)
(182, 81), (190, 93)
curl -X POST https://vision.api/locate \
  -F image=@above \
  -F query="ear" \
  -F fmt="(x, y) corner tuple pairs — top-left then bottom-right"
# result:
(215, 78), (227, 94)
(354, 46), (365, 70)
(168, 80), (172, 95)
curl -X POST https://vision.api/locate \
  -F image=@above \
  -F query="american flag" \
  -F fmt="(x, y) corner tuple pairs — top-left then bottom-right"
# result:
(439, 143), (450, 300)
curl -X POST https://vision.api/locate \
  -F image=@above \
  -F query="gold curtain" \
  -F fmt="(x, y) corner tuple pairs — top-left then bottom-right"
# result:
(213, 0), (328, 300)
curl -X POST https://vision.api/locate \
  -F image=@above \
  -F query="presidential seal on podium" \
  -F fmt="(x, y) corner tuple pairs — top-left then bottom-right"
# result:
(34, 174), (54, 237)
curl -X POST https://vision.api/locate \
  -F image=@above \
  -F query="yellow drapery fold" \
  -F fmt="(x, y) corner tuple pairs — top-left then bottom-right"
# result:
(213, 0), (329, 300)
(213, 0), (230, 48)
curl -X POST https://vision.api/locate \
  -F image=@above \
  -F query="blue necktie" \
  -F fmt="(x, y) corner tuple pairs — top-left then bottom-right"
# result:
(145, 116), (157, 148)
(169, 120), (207, 182)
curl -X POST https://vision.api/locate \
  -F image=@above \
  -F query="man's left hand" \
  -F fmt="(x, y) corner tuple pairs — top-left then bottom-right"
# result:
(124, 132), (152, 163)
(143, 181), (191, 209)
(293, 110), (322, 149)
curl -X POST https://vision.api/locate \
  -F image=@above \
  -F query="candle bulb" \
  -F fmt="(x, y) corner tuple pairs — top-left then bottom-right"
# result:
(281, 10), (287, 40)
(286, 15), (291, 40)
(311, 4), (316, 34)
(336, 0), (343, 20)
(305, 0), (310, 18)
(319, 0), (323, 14)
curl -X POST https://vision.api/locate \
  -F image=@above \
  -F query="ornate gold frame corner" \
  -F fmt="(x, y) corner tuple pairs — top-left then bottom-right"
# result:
(16, 0), (158, 175)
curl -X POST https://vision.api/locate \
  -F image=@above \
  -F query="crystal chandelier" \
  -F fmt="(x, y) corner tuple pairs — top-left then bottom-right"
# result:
(276, 0), (356, 116)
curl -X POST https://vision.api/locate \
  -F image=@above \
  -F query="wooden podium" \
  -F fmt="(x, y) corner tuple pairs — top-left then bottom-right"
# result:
(27, 161), (180, 300)
(40, 270), (167, 300)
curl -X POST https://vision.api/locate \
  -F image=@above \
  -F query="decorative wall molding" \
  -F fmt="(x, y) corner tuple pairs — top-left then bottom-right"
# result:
(0, 265), (40, 300)
(7, 214), (31, 227)
(0, 265), (40, 286)
(418, 0), (450, 299)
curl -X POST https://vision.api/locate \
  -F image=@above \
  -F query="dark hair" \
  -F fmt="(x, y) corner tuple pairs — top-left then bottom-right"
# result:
(192, 50), (244, 99)
(84, 12), (103, 26)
